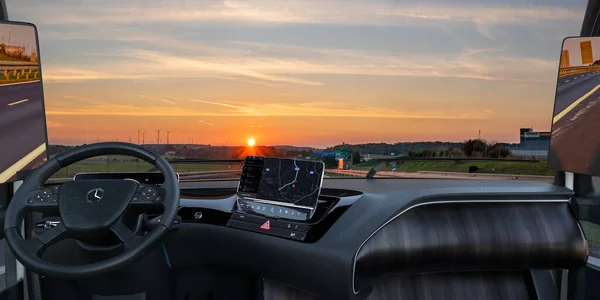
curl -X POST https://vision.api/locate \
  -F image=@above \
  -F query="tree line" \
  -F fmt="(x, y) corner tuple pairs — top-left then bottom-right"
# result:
(407, 139), (510, 158)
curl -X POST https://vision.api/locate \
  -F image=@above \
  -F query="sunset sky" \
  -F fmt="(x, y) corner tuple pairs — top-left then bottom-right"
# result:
(5, 0), (588, 147)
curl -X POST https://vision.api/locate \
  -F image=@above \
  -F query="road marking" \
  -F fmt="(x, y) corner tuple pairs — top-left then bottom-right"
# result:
(0, 80), (40, 87)
(0, 143), (46, 183)
(553, 83), (600, 124)
(565, 80), (570, 83)
(7, 99), (28, 106)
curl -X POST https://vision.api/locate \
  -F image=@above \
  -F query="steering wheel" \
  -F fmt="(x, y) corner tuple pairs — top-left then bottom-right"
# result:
(3, 142), (180, 279)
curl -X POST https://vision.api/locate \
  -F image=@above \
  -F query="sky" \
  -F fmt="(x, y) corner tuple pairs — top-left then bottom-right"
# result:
(4, 0), (589, 147)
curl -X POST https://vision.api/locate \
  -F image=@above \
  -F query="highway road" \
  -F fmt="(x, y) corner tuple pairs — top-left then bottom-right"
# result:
(555, 71), (600, 116)
(550, 70), (600, 174)
(0, 81), (47, 183)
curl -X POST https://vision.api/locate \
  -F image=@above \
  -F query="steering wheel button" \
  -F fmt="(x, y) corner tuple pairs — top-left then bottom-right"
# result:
(27, 198), (34, 204)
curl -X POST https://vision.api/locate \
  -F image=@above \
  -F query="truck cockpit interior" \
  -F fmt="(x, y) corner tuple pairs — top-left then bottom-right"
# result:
(1, 1), (600, 300)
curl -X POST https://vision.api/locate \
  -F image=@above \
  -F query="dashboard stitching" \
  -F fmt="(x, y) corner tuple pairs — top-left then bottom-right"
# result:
(350, 198), (570, 295)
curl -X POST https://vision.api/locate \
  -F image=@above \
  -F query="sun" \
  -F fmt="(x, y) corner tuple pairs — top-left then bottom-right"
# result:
(247, 138), (256, 147)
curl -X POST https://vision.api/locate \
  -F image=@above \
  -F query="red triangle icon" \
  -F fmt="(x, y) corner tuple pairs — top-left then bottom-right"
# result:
(260, 220), (270, 230)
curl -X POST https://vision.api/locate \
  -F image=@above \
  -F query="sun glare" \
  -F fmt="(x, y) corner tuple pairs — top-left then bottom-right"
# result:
(247, 138), (256, 147)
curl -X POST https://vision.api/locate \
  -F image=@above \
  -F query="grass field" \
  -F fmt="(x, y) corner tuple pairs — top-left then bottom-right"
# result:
(51, 155), (244, 178)
(353, 160), (556, 176)
(51, 156), (556, 178)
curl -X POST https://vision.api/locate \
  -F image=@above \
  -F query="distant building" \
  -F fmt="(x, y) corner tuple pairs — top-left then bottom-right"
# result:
(509, 128), (550, 157)
(164, 151), (176, 156)
(4, 45), (24, 56)
(560, 50), (570, 68)
(581, 40), (593, 65)
(30, 52), (37, 62)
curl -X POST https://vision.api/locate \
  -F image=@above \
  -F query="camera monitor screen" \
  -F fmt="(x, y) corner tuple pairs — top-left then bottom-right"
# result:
(548, 37), (600, 176)
(0, 21), (48, 184)
(237, 156), (325, 221)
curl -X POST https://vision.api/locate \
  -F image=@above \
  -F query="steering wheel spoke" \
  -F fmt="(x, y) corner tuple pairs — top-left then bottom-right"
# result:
(110, 220), (145, 251)
(26, 222), (67, 256)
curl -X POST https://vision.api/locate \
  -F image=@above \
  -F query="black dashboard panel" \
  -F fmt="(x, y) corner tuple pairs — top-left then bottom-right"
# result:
(162, 178), (587, 300)
(354, 201), (587, 292)
(263, 271), (535, 300)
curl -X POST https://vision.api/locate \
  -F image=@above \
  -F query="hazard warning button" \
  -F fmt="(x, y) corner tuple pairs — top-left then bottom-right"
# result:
(260, 220), (270, 230)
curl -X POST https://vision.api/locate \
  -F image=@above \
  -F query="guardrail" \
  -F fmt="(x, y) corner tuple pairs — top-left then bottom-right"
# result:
(325, 169), (553, 181)
(48, 170), (243, 184)
(0, 61), (38, 66)
(559, 66), (600, 76)
(0, 65), (39, 71)
(47, 168), (553, 183)
(0, 64), (39, 80)
(415, 171), (553, 181)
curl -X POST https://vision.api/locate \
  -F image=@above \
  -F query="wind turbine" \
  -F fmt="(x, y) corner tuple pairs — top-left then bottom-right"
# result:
(156, 129), (161, 144)
(167, 131), (171, 144)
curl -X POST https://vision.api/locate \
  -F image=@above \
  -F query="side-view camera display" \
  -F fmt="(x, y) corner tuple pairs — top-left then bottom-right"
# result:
(0, 21), (47, 184)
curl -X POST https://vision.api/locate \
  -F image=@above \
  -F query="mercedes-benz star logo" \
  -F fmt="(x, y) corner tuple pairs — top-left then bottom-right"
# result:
(86, 188), (104, 203)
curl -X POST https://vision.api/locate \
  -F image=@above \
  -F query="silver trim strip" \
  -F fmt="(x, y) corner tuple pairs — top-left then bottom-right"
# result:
(588, 256), (600, 270)
(243, 197), (315, 210)
(351, 198), (570, 295)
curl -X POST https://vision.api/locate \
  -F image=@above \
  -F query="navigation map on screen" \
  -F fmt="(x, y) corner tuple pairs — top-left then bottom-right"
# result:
(238, 156), (325, 209)
(257, 158), (324, 207)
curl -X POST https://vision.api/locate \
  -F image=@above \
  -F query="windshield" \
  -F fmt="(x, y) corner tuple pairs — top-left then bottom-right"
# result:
(4, 0), (588, 182)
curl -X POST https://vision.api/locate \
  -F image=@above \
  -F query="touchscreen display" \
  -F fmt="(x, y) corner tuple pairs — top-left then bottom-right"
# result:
(238, 156), (325, 211)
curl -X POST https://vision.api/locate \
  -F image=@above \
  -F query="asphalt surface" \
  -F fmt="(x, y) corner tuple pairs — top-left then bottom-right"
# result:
(555, 71), (600, 114)
(550, 71), (600, 175)
(0, 81), (47, 182)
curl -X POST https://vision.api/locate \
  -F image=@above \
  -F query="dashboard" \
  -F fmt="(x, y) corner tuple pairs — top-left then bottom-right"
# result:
(64, 160), (588, 300)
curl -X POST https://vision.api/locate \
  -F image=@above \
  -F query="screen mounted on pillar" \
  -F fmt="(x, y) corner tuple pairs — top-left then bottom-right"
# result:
(0, 21), (48, 184)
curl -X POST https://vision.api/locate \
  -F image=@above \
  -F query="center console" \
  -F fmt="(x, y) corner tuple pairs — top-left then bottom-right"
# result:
(227, 156), (326, 242)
